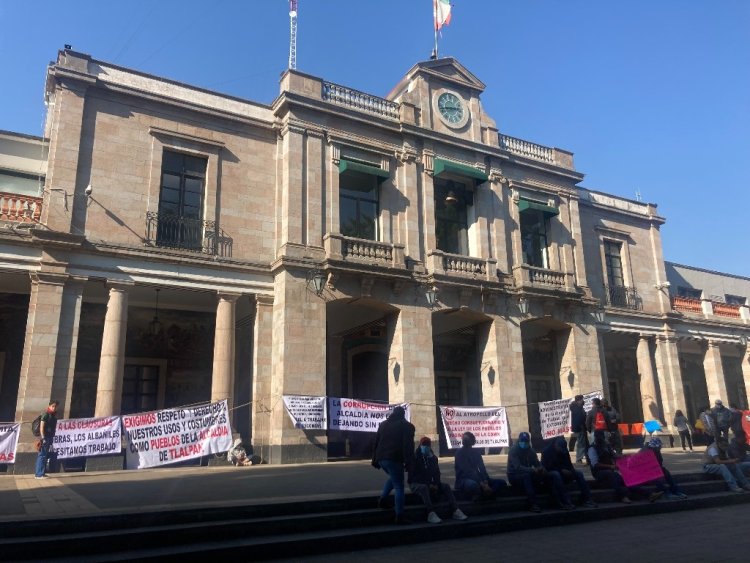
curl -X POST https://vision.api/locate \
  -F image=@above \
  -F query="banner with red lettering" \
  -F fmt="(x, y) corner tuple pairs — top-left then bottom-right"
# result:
(123, 400), (232, 469)
(0, 423), (20, 464)
(539, 390), (603, 439)
(53, 416), (121, 459)
(327, 398), (410, 432)
(439, 406), (509, 449)
(616, 448), (664, 486)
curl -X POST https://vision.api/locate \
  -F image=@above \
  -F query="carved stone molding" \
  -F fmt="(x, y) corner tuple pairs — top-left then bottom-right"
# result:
(488, 168), (507, 185)
(459, 288), (473, 309)
(330, 143), (341, 164)
(361, 276), (375, 298)
(422, 150), (434, 175)
(326, 271), (338, 290)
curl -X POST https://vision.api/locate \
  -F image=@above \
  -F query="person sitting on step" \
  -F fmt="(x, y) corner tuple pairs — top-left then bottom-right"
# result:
(588, 429), (634, 503)
(541, 436), (597, 509)
(702, 436), (750, 493)
(408, 437), (467, 524)
(507, 431), (548, 513)
(454, 431), (507, 501)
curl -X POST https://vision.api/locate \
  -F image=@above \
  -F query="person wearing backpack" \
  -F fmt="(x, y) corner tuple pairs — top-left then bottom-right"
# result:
(35, 400), (59, 479)
(711, 400), (732, 440)
(585, 398), (608, 440)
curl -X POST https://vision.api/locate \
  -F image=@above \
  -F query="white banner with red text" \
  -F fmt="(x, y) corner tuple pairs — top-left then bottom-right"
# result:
(439, 406), (509, 449)
(0, 423), (20, 464)
(538, 390), (603, 439)
(327, 398), (410, 432)
(123, 400), (232, 469)
(53, 416), (121, 459)
(282, 395), (327, 430)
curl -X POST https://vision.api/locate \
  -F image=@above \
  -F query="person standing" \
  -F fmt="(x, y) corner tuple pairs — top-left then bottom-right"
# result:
(569, 395), (588, 464)
(408, 437), (467, 523)
(698, 406), (717, 445)
(673, 409), (693, 452)
(35, 400), (59, 479)
(586, 397), (608, 437)
(372, 406), (415, 524)
(602, 399), (623, 455)
(711, 400), (732, 440)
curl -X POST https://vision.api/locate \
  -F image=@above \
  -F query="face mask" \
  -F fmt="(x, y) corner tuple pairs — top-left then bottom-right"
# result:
(420, 445), (430, 455)
(518, 442), (529, 449)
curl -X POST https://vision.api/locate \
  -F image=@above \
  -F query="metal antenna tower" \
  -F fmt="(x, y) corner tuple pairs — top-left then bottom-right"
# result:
(288, 0), (298, 70)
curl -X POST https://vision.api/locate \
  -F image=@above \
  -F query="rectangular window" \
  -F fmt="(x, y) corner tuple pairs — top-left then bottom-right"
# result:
(604, 241), (625, 288)
(677, 286), (702, 299)
(520, 209), (549, 268)
(157, 150), (207, 250)
(435, 180), (469, 255)
(121, 365), (159, 415)
(725, 294), (747, 306)
(339, 168), (379, 240)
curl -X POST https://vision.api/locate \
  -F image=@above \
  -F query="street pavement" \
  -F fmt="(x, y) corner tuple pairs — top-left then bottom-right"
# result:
(0, 447), (709, 523)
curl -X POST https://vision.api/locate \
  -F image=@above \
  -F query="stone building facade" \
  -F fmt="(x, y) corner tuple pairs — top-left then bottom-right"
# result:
(0, 49), (748, 470)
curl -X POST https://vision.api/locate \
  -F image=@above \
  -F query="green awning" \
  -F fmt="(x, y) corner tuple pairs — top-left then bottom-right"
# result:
(433, 158), (488, 184)
(338, 159), (390, 184)
(517, 198), (559, 217)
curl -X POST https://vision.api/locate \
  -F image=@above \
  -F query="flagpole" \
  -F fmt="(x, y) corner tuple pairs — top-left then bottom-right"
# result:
(432, 0), (439, 59)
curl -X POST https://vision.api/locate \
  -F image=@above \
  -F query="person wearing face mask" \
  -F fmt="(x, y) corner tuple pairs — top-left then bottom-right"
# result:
(454, 431), (507, 501)
(408, 437), (468, 523)
(507, 432), (547, 512)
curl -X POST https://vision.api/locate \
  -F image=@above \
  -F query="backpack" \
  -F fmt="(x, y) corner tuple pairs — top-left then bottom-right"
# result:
(31, 415), (42, 437)
(594, 410), (607, 431)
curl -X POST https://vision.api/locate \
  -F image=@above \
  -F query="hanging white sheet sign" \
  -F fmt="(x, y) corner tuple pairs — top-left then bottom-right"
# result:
(439, 406), (509, 449)
(327, 398), (410, 433)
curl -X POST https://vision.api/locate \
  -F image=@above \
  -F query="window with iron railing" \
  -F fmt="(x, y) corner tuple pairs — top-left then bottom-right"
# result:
(604, 284), (641, 310)
(157, 150), (206, 251)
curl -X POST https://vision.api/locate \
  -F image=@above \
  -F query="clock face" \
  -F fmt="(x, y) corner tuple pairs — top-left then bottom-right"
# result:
(437, 92), (465, 125)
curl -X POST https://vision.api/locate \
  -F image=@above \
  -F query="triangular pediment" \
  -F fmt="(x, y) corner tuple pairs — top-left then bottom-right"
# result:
(387, 57), (485, 100)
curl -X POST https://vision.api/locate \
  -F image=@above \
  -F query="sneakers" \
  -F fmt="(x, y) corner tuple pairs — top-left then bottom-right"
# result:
(648, 491), (664, 503)
(529, 504), (541, 513)
(427, 511), (442, 524)
(452, 508), (468, 521)
(582, 500), (598, 508)
(34, 475), (48, 480)
(621, 496), (632, 504)
(676, 492), (689, 500)
(559, 503), (575, 511)
(728, 485), (745, 493)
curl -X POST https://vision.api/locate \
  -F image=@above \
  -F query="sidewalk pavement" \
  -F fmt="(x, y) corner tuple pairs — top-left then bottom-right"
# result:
(0, 447), (707, 523)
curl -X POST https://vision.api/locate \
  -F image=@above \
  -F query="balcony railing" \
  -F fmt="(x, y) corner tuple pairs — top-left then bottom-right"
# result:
(145, 212), (232, 257)
(442, 253), (487, 277)
(499, 135), (554, 163)
(712, 301), (741, 318)
(0, 191), (42, 223)
(322, 81), (400, 120)
(324, 233), (405, 269)
(604, 284), (642, 310)
(671, 296), (702, 314)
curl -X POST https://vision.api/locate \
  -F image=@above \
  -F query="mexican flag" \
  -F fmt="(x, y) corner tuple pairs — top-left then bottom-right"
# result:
(434, 0), (452, 31)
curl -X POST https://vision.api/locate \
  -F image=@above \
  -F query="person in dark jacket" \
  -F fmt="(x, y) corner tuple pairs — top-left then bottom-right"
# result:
(35, 399), (59, 479)
(372, 406), (415, 524)
(454, 431), (507, 500)
(641, 438), (687, 499)
(588, 429), (633, 503)
(507, 431), (552, 512)
(569, 395), (588, 464)
(585, 398), (608, 435)
(541, 436), (597, 509)
(728, 430), (750, 477)
(408, 437), (467, 523)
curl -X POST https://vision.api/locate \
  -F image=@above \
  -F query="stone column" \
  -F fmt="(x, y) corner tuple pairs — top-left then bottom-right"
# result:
(487, 169), (509, 272)
(396, 150), (422, 266)
(386, 301), (436, 442)
(211, 292), (240, 408)
(557, 320), (605, 398)
(251, 294), (274, 459)
(654, 333), (685, 429)
(563, 195), (589, 292)
(636, 335), (660, 421)
(703, 340), (728, 403)
(95, 282), (132, 417)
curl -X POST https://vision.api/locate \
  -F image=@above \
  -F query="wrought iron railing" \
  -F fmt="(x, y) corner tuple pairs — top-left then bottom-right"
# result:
(604, 284), (642, 310)
(322, 81), (400, 120)
(145, 212), (232, 257)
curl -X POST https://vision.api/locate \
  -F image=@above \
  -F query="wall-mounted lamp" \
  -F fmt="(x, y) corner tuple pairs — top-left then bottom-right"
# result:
(444, 190), (459, 206)
(306, 268), (326, 296)
(425, 286), (438, 309)
(654, 281), (671, 290)
(593, 306), (606, 324)
(518, 296), (529, 316)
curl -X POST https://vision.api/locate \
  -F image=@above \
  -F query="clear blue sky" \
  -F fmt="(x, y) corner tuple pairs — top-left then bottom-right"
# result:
(1, 1), (748, 276)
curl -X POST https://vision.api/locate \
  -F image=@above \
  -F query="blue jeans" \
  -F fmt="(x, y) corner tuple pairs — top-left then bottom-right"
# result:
(456, 477), (507, 499)
(704, 463), (749, 488)
(509, 472), (548, 505)
(379, 459), (406, 515)
(572, 432), (588, 462)
(35, 441), (52, 477)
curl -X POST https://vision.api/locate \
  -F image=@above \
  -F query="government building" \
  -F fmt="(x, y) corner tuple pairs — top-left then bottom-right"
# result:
(0, 49), (748, 471)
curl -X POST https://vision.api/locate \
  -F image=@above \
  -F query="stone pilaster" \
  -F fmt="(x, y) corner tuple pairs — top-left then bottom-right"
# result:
(489, 318), (529, 437)
(94, 282), (132, 417)
(487, 169), (509, 272)
(211, 293), (240, 408)
(564, 194), (589, 291)
(395, 148), (423, 265)
(557, 322), (605, 399)
(277, 124), (305, 253)
(251, 294), (274, 460)
(386, 301), (435, 443)
(704, 340), (728, 403)
(304, 129), (324, 247)
(636, 335), (660, 421)
(654, 333), (685, 429)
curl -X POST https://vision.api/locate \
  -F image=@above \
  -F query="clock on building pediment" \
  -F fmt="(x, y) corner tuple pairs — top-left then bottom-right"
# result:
(434, 89), (469, 129)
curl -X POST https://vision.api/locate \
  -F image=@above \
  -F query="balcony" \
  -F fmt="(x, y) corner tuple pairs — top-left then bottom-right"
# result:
(604, 284), (642, 311)
(426, 250), (498, 281)
(712, 302), (741, 319)
(0, 191), (42, 223)
(499, 135), (575, 169)
(322, 82), (400, 121)
(145, 212), (232, 257)
(324, 233), (405, 269)
(513, 264), (574, 290)
(671, 296), (702, 314)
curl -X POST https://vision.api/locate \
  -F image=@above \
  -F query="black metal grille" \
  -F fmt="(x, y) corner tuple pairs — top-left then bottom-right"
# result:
(146, 212), (232, 257)
(604, 284), (641, 310)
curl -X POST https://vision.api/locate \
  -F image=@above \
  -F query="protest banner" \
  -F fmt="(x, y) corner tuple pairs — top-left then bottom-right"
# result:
(283, 395), (327, 430)
(616, 448), (664, 487)
(0, 423), (20, 464)
(439, 406), (509, 449)
(538, 390), (603, 439)
(327, 398), (410, 432)
(123, 400), (233, 469)
(53, 416), (121, 459)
